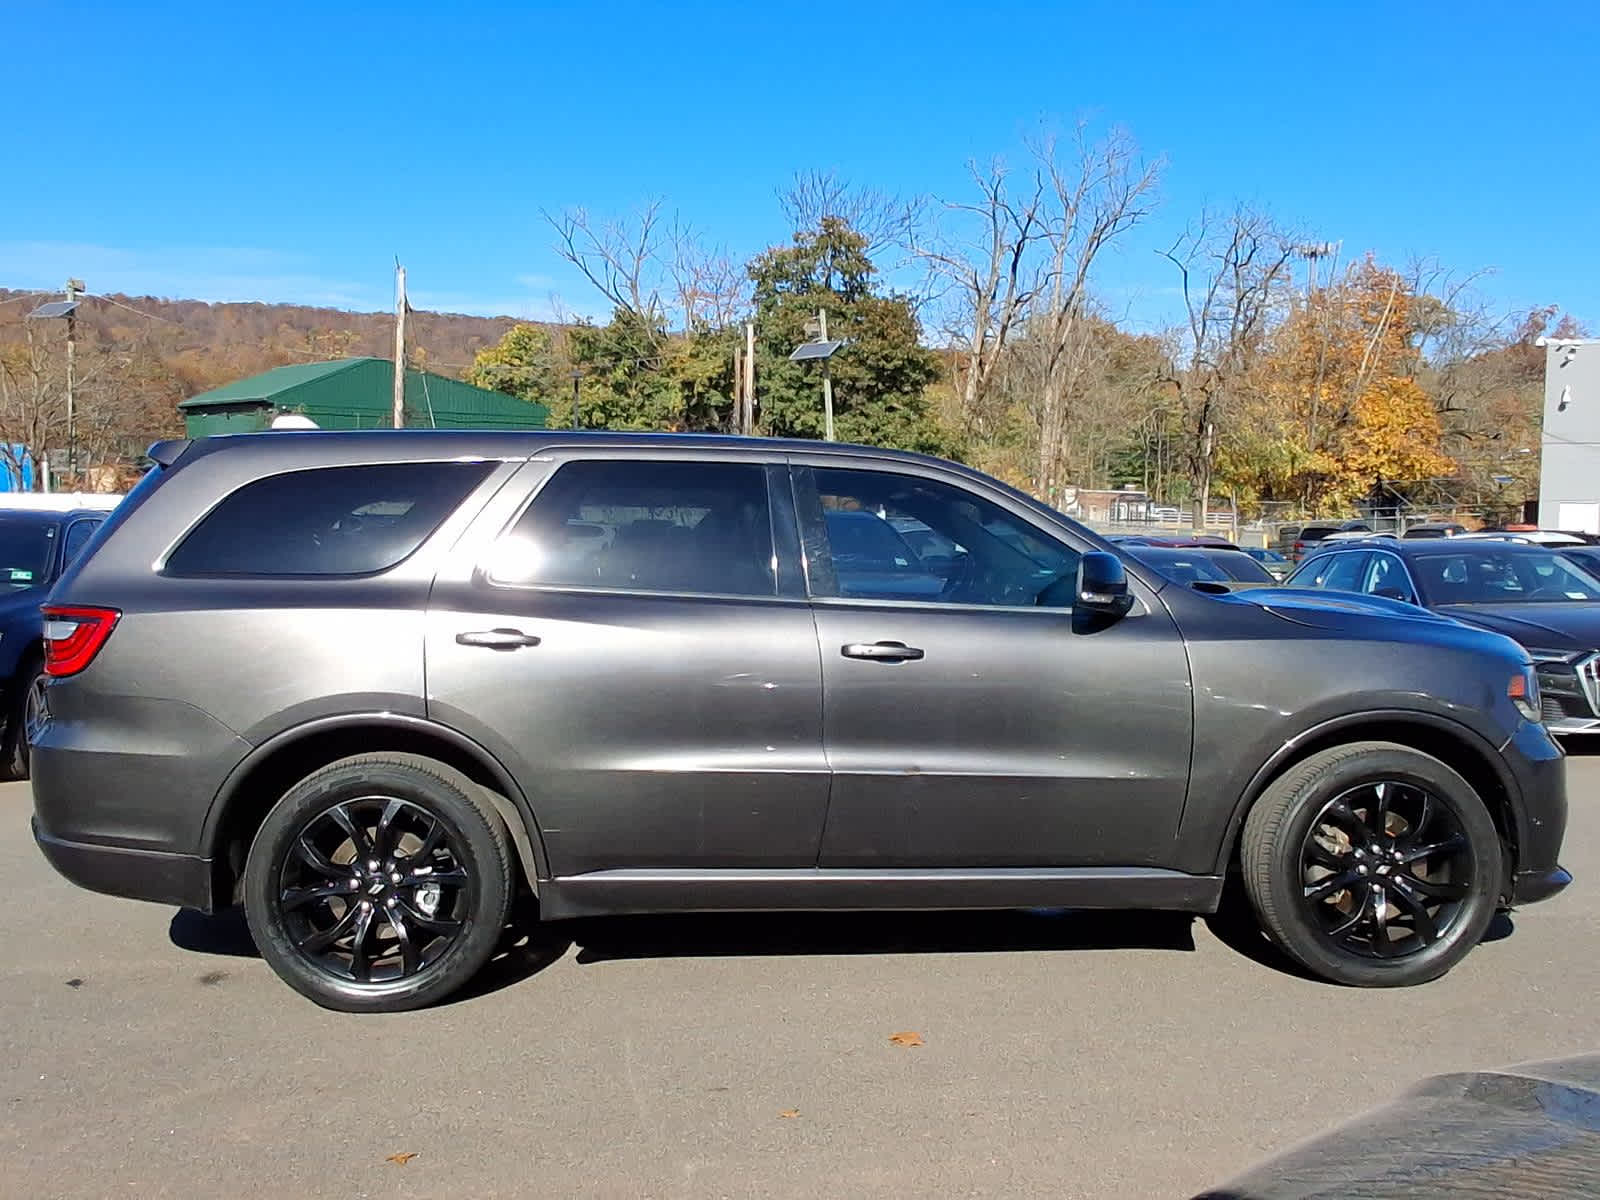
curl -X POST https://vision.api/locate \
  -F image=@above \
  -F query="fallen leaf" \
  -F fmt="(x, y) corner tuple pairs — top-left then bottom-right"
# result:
(888, 1031), (924, 1048)
(386, 1152), (418, 1166)
(778, 1109), (800, 1119)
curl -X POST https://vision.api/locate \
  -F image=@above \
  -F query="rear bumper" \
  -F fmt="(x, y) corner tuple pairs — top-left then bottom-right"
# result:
(33, 820), (215, 911)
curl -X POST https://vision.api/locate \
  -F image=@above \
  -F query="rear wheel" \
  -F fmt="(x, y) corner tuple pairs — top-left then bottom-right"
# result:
(243, 755), (513, 1012)
(1241, 742), (1501, 987)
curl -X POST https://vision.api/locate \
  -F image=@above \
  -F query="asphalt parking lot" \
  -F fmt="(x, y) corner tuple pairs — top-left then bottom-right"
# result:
(3, 762), (1597, 1200)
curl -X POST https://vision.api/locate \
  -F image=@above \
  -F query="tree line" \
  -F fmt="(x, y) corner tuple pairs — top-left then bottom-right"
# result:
(0, 121), (1583, 518)
(471, 127), (1581, 522)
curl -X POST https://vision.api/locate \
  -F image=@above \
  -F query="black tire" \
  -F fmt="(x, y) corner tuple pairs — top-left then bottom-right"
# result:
(3, 655), (44, 781)
(1241, 741), (1501, 987)
(243, 754), (514, 1013)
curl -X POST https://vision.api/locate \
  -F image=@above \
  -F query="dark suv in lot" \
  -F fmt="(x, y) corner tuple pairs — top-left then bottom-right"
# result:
(32, 432), (1569, 1011)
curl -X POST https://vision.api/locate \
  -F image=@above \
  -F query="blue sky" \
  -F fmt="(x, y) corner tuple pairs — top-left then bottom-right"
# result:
(2, 1), (1595, 334)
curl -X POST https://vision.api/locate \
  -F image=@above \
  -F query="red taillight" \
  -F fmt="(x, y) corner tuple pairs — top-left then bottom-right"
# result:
(41, 605), (121, 677)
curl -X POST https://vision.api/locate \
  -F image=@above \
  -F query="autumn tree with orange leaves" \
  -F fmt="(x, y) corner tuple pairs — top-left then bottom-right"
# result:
(1217, 258), (1455, 513)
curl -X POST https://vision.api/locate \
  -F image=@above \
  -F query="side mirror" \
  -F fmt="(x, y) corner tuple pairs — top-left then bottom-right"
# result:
(1372, 585), (1415, 604)
(1076, 551), (1134, 618)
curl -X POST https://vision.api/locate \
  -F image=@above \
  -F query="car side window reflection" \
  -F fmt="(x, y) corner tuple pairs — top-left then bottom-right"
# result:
(805, 467), (1079, 607)
(1300, 551), (1370, 592)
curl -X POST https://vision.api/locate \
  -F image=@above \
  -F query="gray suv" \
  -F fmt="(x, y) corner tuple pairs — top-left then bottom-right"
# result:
(32, 432), (1570, 1011)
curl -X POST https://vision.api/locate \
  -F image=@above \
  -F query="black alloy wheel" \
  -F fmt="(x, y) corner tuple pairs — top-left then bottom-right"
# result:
(1242, 742), (1501, 987)
(279, 796), (473, 984)
(244, 755), (514, 1012)
(1298, 780), (1472, 959)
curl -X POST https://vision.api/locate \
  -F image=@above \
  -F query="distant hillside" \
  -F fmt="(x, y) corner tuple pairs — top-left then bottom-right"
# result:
(0, 288), (525, 399)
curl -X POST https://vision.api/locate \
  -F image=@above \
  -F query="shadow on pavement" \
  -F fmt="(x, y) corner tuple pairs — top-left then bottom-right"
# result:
(168, 898), (575, 1003)
(1201, 883), (1520, 985)
(564, 906), (1197, 965)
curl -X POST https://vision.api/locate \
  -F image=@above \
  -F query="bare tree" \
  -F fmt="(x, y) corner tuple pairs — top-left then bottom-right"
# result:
(914, 159), (1049, 439)
(545, 200), (669, 339)
(666, 217), (749, 332)
(1033, 127), (1162, 498)
(1162, 207), (1297, 526)
(779, 169), (918, 258)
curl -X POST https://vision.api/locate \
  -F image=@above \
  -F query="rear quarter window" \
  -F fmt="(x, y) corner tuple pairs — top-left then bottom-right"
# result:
(165, 461), (493, 576)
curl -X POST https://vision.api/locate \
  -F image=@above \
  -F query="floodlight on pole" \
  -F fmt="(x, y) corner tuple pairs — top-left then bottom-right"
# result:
(788, 308), (845, 441)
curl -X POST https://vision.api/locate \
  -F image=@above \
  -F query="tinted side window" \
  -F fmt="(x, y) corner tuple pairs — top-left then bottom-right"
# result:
(167, 462), (493, 576)
(806, 467), (1079, 607)
(62, 519), (101, 566)
(1362, 553), (1414, 601)
(1302, 551), (1370, 592)
(488, 459), (776, 597)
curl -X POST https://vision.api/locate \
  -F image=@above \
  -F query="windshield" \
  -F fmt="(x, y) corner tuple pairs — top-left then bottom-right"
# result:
(1128, 548), (1231, 583)
(1412, 549), (1600, 605)
(0, 520), (56, 590)
(1247, 548), (1287, 564)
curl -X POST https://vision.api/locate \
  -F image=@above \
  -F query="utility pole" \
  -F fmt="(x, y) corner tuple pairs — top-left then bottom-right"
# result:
(743, 320), (756, 435)
(64, 278), (80, 484)
(818, 309), (834, 442)
(392, 261), (407, 428)
(570, 369), (583, 430)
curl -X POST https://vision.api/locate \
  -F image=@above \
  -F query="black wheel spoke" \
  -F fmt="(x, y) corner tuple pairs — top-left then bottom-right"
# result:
(1402, 792), (1437, 847)
(1304, 869), (1361, 903)
(412, 866), (467, 887)
(1388, 882), (1439, 945)
(1326, 888), (1374, 939)
(327, 804), (375, 861)
(396, 895), (463, 935)
(1400, 873), (1469, 902)
(390, 912), (422, 976)
(291, 835), (345, 880)
(407, 816), (446, 865)
(1369, 781), (1392, 838)
(281, 881), (349, 911)
(1399, 833), (1467, 866)
(297, 899), (362, 953)
(1305, 839), (1346, 870)
(374, 799), (405, 859)
(348, 904), (376, 982)
(1322, 799), (1367, 837)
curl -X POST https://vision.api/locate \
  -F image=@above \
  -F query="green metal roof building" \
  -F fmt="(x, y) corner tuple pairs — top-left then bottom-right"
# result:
(177, 357), (549, 437)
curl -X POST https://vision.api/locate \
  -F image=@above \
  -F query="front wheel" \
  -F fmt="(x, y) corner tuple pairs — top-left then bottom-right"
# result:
(1241, 742), (1502, 987)
(243, 755), (514, 1012)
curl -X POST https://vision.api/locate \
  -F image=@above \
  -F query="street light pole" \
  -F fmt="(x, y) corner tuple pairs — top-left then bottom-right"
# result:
(64, 279), (80, 484)
(817, 309), (834, 442)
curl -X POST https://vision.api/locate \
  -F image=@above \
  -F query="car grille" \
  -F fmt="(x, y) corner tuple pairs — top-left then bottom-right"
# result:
(1578, 653), (1600, 714)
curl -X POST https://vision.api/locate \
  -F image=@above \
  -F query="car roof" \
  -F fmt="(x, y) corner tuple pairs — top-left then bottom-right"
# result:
(1309, 538), (1563, 560)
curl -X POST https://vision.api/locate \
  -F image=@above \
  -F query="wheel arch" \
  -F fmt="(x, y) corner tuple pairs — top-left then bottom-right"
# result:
(1217, 711), (1521, 887)
(203, 713), (548, 906)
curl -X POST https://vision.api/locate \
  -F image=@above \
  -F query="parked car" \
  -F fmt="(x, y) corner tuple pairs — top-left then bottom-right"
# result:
(0, 505), (113, 778)
(1287, 520), (1373, 562)
(33, 432), (1568, 1011)
(1401, 522), (1468, 539)
(1122, 546), (1275, 590)
(1242, 546), (1292, 579)
(1458, 530), (1587, 547)
(1284, 539), (1600, 735)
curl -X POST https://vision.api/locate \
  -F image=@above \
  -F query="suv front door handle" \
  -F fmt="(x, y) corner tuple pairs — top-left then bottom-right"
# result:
(841, 641), (924, 662)
(456, 628), (542, 650)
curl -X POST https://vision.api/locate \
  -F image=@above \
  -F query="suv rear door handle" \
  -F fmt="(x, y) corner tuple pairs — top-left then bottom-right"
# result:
(841, 641), (924, 662)
(456, 628), (542, 650)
